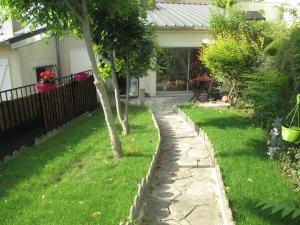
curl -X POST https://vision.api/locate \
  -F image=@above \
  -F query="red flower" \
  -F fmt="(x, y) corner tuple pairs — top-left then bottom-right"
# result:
(40, 70), (55, 78)
(39, 70), (56, 84)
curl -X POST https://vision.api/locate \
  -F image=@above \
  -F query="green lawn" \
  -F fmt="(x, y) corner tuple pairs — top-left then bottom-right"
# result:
(0, 106), (157, 225)
(180, 104), (300, 225)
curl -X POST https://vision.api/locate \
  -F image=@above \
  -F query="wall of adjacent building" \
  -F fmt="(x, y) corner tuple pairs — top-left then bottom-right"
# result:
(15, 37), (57, 85)
(0, 35), (91, 88)
(235, 1), (284, 21)
(0, 45), (22, 89)
(156, 0), (212, 4)
(59, 36), (89, 76)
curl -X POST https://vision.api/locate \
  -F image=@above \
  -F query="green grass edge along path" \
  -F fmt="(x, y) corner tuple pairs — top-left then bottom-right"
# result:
(0, 106), (158, 225)
(180, 104), (300, 225)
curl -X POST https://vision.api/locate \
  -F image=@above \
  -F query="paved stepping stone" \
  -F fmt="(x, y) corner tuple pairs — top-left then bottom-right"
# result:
(141, 104), (230, 225)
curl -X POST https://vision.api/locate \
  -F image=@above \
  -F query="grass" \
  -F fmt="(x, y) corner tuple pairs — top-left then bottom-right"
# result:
(0, 106), (157, 225)
(180, 104), (300, 225)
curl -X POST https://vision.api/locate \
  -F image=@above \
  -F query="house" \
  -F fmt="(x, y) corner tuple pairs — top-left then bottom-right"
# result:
(1, 1), (297, 96)
(141, 2), (212, 96)
(236, 0), (300, 24)
(0, 18), (91, 92)
(0, 2), (212, 97)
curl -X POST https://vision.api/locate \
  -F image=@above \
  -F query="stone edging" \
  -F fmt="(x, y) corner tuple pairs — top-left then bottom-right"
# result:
(174, 105), (235, 225)
(125, 109), (161, 225)
(1, 111), (93, 163)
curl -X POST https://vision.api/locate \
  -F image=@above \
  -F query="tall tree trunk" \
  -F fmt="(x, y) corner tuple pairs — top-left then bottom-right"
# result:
(64, 0), (122, 157)
(124, 74), (130, 134)
(82, 23), (122, 157)
(109, 51), (129, 135)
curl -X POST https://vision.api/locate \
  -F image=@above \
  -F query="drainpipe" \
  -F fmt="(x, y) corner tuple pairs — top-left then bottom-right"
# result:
(55, 36), (62, 78)
(187, 48), (190, 92)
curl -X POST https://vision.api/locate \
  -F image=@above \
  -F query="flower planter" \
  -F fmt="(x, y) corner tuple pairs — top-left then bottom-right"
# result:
(281, 125), (300, 142)
(193, 76), (211, 82)
(35, 83), (57, 93)
(74, 72), (88, 82)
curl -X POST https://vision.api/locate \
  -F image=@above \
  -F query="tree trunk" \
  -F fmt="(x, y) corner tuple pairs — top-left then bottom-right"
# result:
(228, 81), (238, 106)
(109, 51), (129, 135)
(82, 23), (122, 157)
(124, 74), (130, 135)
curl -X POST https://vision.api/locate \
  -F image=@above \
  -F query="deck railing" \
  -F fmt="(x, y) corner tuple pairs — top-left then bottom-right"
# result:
(0, 70), (98, 160)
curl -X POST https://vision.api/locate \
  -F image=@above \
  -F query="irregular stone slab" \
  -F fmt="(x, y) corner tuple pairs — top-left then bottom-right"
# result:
(177, 156), (198, 168)
(187, 148), (210, 159)
(185, 204), (223, 225)
(189, 168), (216, 181)
(155, 168), (178, 182)
(172, 178), (192, 188)
(142, 197), (170, 223)
(140, 107), (229, 225)
(159, 219), (181, 225)
(169, 197), (197, 221)
(171, 168), (191, 180)
(185, 181), (217, 203)
(151, 184), (181, 201)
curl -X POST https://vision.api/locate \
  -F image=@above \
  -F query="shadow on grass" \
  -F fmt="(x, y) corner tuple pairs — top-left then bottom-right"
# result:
(216, 137), (268, 159)
(124, 152), (153, 158)
(231, 198), (300, 225)
(194, 115), (254, 130)
(0, 111), (107, 199)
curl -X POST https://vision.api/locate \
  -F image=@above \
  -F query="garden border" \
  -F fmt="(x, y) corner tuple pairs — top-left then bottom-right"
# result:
(173, 104), (235, 225)
(1, 110), (94, 163)
(125, 108), (161, 225)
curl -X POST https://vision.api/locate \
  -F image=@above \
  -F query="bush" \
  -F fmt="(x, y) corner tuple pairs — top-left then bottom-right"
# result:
(265, 39), (287, 56)
(242, 69), (289, 127)
(201, 36), (261, 105)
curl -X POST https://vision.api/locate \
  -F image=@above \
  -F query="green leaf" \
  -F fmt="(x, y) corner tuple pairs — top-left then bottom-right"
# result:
(261, 203), (273, 211)
(256, 200), (268, 208)
(292, 209), (300, 219)
(281, 207), (294, 218)
(271, 204), (286, 214)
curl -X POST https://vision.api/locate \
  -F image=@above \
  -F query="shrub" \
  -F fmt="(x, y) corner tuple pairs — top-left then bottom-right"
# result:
(242, 69), (289, 127)
(212, 0), (239, 9)
(264, 27), (300, 108)
(201, 36), (261, 105)
(265, 38), (287, 56)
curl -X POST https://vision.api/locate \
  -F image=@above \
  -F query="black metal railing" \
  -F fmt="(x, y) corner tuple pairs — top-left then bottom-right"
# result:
(0, 70), (98, 160)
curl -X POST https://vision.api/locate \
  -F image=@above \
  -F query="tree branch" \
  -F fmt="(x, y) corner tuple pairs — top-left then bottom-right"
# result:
(63, 0), (85, 24)
(81, 0), (89, 21)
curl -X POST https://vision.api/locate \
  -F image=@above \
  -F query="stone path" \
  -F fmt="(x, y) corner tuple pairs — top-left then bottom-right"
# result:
(141, 102), (229, 225)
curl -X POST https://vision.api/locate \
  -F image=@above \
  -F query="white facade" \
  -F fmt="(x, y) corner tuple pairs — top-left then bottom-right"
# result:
(0, 35), (90, 89)
(237, 0), (300, 25)
(140, 29), (210, 97)
(0, 45), (22, 90)
(236, 1), (283, 21)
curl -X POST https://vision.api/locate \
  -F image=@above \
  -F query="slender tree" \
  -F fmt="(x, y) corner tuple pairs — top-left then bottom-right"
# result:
(92, 1), (155, 135)
(0, 0), (130, 157)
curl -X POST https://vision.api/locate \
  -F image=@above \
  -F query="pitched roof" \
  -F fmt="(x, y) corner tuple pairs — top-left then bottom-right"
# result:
(245, 11), (265, 20)
(147, 2), (211, 29)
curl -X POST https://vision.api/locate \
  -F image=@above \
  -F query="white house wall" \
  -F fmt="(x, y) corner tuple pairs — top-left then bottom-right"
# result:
(5, 35), (90, 87)
(0, 45), (22, 88)
(59, 36), (89, 76)
(236, 2), (283, 21)
(155, 30), (210, 48)
(16, 37), (57, 85)
(140, 29), (210, 97)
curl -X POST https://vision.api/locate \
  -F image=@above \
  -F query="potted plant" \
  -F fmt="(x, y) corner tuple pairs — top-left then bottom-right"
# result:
(281, 94), (300, 143)
(74, 71), (88, 82)
(35, 70), (57, 93)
